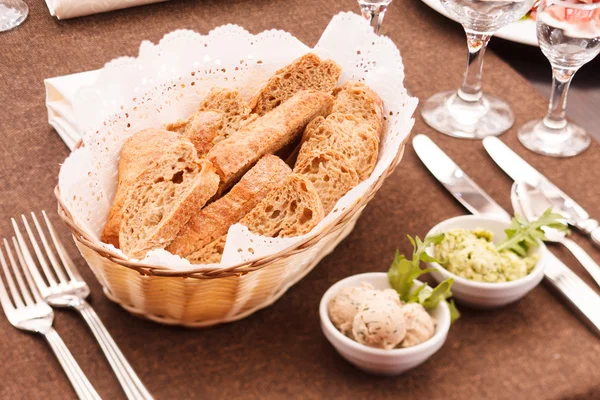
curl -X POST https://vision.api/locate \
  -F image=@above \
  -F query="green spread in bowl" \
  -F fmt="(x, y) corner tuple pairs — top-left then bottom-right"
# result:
(434, 228), (539, 283)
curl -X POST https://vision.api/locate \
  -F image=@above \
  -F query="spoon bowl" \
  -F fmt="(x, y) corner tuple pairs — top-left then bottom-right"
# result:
(512, 182), (568, 243)
(511, 182), (600, 288)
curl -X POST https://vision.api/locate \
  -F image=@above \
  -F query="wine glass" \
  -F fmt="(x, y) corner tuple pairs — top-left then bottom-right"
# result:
(518, 0), (600, 157)
(358, 0), (393, 35)
(0, 0), (28, 32)
(421, 0), (536, 138)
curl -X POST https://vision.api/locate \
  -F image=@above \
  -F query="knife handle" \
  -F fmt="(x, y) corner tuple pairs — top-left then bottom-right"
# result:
(574, 218), (600, 248)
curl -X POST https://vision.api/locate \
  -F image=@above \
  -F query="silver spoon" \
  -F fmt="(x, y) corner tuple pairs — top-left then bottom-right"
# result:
(511, 182), (600, 289)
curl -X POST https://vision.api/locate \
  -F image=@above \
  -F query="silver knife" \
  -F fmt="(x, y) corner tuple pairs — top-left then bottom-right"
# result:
(413, 134), (600, 335)
(482, 137), (600, 247)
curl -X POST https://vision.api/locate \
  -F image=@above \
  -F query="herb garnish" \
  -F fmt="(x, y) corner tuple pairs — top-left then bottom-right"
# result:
(387, 234), (460, 323)
(496, 208), (569, 256)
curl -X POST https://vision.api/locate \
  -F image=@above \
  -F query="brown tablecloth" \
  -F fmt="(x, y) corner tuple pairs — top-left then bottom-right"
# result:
(1, 1), (600, 399)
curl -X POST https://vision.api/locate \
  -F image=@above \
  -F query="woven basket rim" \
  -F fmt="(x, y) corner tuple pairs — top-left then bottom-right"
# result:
(56, 138), (408, 279)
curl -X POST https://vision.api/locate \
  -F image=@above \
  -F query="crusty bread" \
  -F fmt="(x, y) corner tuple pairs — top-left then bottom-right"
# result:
(101, 129), (182, 247)
(298, 113), (379, 181)
(333, 81), (384, 137)
(119, 143), (220, 259)
(294, 150), (359, 214)
(238, 173), (324, 237)
(187, 236), (226, 264)
(207, 90), (333, 188)
(167, 155), (292, 258)
(166, 88), (251, 146)
(187, 173), (324, 263)
(164, 119), (188, 134)
(250, 53), (341, 115)
(197, 88), (251, 142)
(182, 110), (224, 156)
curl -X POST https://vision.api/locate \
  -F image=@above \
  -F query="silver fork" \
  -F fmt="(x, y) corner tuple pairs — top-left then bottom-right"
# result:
(0, 237), (101, 400)
(12, 212), (153, 400)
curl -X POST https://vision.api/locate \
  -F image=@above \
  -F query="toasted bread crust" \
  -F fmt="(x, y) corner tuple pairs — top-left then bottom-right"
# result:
(183, 110), (224, 156)
(332, 81), (384, 138)
(298, 113), (379, 181)
(207, 90), (333, 188)
(119, 146), (220, 259)
(168, 155), (292, 258)
(187, 174), (324, 264)
(250, 53), (341, 116)
(294, 150), (359, 214)
(101, 129), (182, 248)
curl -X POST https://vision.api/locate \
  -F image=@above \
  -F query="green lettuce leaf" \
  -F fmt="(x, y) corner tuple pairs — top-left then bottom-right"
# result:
(387, 234), (442, 302)
(447, 299), (461, 323)
(388, 233), (460, 324)
(421, 278), (453, 309)
(496, 208), (569, 256)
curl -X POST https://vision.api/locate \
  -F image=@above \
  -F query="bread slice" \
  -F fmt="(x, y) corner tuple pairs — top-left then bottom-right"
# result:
(207, 90), (333, 188)
(197, 87), (251, 142)
(182, 110), (224, 156)
(298, 113), (379, 181)
(294, 150), (359, 214)
(101, 129), (182, 248)
(166, 88), (251, 145)
(119, 143), (220, 259)
(188, 237), (227, 264)
(250, 53), (341, 115)
(333, 81), (384, 137)
(167, 155), (292, 258)
(164, 119), (188, 134)
(187, 173), (324, 264)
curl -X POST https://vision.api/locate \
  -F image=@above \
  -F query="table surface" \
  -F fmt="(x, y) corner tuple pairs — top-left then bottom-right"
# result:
(1, 1), (600, 399)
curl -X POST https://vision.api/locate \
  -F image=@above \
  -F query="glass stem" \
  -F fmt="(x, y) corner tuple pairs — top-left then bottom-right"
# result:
(457, 32), (491, 103)
(543, 67), (576, 130)
(360, 4), (389, 35)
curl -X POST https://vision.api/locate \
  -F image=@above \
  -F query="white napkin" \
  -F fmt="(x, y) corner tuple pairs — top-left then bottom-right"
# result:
(45, 70), (101, 149)
(45, 0), (168, 19)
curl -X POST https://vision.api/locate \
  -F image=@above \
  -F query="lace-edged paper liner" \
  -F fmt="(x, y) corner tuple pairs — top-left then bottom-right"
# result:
(58, 12), (418, 270)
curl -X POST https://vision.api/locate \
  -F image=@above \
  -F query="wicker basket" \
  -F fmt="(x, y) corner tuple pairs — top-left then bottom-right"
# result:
(55, 145), (405, 327)
(54, 14), (415, 327)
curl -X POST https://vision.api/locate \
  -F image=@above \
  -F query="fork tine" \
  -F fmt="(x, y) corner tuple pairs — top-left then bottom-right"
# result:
(16, 216), (59, 287)
(3, 238), (33, 307)
(0, 247), (17, 313)
(13, 238), (44, 304)
(29, 213), (69, 283)
(12, 218), (50, 296)
(41, 211), (83, 282)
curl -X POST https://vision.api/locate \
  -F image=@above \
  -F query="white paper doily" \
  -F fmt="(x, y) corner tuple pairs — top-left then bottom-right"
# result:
(59, 12), (418, 269)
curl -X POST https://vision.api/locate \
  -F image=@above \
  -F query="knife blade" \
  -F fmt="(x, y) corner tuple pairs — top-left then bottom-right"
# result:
(413, 135), (509, 219)
(414, 134), (600, 335)
(482, 137), (590, 222)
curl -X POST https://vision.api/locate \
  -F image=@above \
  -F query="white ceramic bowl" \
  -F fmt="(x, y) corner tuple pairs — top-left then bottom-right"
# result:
(425, 215), (547, 309)
(319, 272), (450, 375)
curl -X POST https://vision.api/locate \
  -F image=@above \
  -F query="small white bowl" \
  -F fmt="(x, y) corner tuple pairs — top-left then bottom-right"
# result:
(319, 272), (450, 376)
(425, 215), (547, 309)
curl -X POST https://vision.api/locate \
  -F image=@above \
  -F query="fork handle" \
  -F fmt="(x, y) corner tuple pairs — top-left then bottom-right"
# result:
(561, 238), (600, 288)
(44, 328), (101, 400)
(77, 301), (153, 400)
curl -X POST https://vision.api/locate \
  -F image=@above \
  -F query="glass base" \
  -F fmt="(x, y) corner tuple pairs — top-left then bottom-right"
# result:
(518, 119), (591, 157)
(421, 90), (514, 139)
(0, 0), (28, 32)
